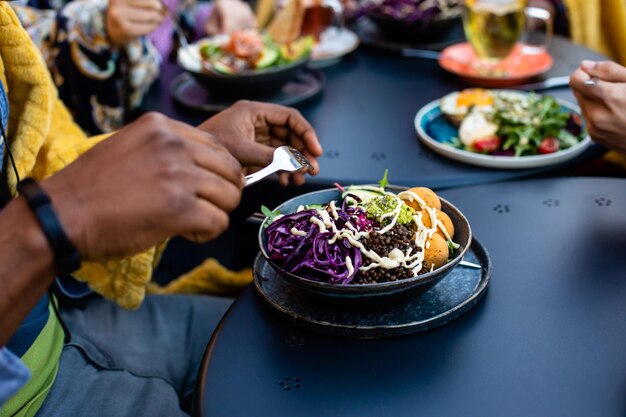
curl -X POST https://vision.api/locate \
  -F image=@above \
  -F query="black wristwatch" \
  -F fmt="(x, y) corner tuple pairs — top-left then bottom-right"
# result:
(17, 178), (82, 274)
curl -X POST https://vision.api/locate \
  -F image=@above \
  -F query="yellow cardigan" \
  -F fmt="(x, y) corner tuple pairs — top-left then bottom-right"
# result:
(0, 4), (250, 309)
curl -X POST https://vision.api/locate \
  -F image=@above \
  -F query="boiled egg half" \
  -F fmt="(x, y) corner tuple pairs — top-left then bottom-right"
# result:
(440, 88), (495, 125)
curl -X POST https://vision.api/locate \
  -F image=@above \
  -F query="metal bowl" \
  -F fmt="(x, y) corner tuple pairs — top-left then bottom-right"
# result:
(258, 186), (472, 309)
(177, 40), (310, 98)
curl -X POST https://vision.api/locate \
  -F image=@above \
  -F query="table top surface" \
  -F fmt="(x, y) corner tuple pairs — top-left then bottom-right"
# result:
(196, 177), (626, 417)
(144, 35), (606, 189)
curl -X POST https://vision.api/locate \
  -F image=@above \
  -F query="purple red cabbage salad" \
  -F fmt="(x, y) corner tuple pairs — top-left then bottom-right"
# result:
(356, 0), (462, 24)
(264, 196), (375, 284)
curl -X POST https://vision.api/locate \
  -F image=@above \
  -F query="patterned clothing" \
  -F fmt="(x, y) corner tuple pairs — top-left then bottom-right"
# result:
(11, 0), (211, 135)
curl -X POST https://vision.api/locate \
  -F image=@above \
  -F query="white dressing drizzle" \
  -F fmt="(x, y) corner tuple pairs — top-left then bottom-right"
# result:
(399, 190), (459, 248)
(329, 200), (339, 220)
(345, 256), (354, 277)
(310, 217), (326, 232)
(317, 209), (338, 233)
(300, 188), (458, 277)
(290, 227), (308, 237)
(377, 193), (403, 235)
(397, 190), (428, 209)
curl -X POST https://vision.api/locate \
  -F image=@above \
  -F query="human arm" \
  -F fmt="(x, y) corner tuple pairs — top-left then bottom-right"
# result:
(569, 60), (626, 154)
(0, 198), (56, 347)
(13, 0), (163, 134)
(204, 0), (257, 36)
(0, 112), (243, 343)
(106, 0), (166, 46)
(198, 100), (323, 186)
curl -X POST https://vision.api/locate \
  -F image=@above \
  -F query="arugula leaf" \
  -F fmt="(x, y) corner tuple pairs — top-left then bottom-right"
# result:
(378, 169), (389, 189)
(447, 240), (455, 253)
(261, 205), (281, 226)
(489, 93), (580, 156)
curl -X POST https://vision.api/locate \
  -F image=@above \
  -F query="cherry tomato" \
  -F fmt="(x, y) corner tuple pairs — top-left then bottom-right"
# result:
(227, 30), (264, 58)
(538, 137), (559, 154)
(473, 136), (501, 153)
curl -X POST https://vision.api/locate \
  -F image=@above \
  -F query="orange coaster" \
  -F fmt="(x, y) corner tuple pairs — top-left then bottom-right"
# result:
(439, 42), (554, 87)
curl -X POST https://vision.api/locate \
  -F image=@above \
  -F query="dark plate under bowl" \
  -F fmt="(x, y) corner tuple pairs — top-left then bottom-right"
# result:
(366, 11), (462, 41)
(258, 186), (472, 309)
(178, 43), (310, 98)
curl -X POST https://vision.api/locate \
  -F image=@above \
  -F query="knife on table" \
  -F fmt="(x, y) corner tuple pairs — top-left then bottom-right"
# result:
(507, 76), (571, 91)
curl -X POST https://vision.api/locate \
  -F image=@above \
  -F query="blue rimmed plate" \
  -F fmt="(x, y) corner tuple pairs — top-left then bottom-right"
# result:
(414, 94), (592, 169)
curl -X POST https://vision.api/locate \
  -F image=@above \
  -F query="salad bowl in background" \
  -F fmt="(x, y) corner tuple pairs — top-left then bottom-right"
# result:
(366, 11), (461, 41)
(258, 186), (472, 309)
(177, 35), (311, 98)
(364, 0), (463, 41)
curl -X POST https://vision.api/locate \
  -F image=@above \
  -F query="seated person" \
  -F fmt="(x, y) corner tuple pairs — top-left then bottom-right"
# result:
(0, 3), (322, 416)
(570, 60), (626, 170)
(12, 0), (256, 134)
(529, 0), (626, 65)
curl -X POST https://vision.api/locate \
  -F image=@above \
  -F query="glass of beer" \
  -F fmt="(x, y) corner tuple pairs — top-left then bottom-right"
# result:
(462, 0), (552, 71)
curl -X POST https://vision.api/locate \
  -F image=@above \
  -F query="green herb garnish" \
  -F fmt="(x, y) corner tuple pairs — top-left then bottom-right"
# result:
(491, 93), (573, 156)
(378, 169), (389, 189)
(261, 205), (281, 226)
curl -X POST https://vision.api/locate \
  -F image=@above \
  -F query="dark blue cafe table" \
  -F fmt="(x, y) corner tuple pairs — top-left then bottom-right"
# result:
(143, 35), (607, 189)
(194, 177), (626, 417)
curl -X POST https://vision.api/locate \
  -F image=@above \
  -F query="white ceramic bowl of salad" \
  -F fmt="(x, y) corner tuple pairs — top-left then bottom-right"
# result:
(414, 89), (592, 169)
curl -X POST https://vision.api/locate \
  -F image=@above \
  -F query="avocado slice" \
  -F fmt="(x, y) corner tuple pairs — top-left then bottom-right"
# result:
(254, 47), (279, 69)
(199, 43), (221, 60)
(279, 36), (314, 62)
(212, 60), (236, 75)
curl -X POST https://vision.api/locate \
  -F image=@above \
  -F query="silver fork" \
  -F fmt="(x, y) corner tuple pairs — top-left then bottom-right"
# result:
(160, 0), (189, 49)
(245, 146), (313, 187)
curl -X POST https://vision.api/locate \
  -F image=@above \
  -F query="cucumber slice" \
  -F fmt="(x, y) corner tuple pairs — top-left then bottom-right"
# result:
(255, 47), (279, 69)
(279, 36), (314, 62)
(341, 187), (385, 205)
(305, 204), (325, 210)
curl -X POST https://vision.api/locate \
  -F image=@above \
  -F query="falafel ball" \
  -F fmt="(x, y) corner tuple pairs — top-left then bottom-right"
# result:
(424, 233), (449, 270)
(402, 187), (442, 211)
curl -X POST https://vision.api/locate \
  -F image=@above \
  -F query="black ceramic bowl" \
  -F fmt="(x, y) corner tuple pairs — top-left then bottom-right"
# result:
(366, 11), (462, 41)
(177, 40), (310, 98)
(258, 186), (472, 309)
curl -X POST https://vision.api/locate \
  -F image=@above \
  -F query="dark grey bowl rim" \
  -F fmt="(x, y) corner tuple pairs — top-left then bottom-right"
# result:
(257, 185), (472, 292)
(179, 41), (312, 80)
(366, 9), (463, 25)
